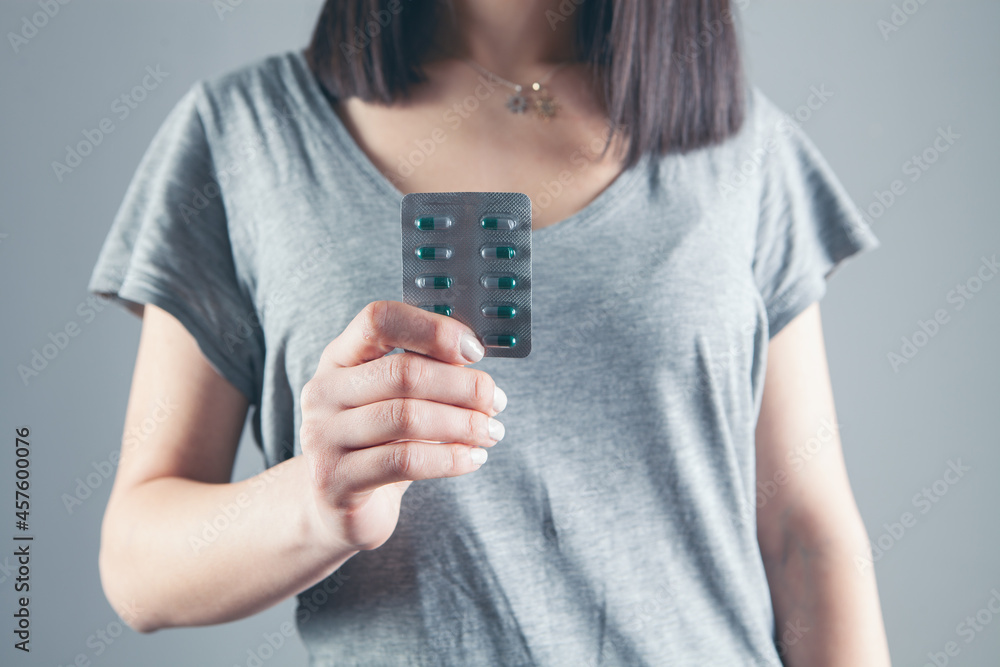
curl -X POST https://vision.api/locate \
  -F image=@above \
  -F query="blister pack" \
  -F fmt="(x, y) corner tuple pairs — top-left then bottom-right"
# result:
(400, 192), (532, 358)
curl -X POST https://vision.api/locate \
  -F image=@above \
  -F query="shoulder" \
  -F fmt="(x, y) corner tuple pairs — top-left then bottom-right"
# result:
(694, 85), (827, 203)
(650, 84), (797, 175)
(188, 50), (309, 137)
(199, 50), (305, 104)
(723, 85), (804, 162)
(744, 86), (795, 138)
(647, 85), (797, 203)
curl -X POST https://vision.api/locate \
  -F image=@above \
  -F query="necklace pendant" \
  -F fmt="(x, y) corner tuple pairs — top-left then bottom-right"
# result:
(533, 91), (558, 121)
(506, 92), (528, 114)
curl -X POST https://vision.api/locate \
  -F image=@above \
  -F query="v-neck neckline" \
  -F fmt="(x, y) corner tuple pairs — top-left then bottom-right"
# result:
(287, 49), (648, 240)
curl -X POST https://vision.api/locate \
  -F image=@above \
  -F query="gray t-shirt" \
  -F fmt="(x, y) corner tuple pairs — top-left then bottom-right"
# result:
(89, 50), (878, 666)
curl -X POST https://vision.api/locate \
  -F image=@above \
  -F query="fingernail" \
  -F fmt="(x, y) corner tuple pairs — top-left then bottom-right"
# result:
(493, 386), (508, 414)
(460, 334), (485, 363)
(470, 447), (488, 467)
(488, 418), (505, 442)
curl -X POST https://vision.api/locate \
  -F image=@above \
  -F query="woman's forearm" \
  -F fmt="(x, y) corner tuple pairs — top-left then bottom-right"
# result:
(762, 508), (892, 666)
(99, 455), (357, 632)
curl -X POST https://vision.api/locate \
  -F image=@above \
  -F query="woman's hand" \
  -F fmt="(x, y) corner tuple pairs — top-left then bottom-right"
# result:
(99, 301), (505, 631)
(300, 300), (507, 553)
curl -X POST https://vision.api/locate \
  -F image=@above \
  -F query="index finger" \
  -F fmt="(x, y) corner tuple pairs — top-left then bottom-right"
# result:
(324, 300), (485, 368)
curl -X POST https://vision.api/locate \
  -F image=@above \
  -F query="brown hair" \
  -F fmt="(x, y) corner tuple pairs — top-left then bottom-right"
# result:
(305, 0), (745, 169)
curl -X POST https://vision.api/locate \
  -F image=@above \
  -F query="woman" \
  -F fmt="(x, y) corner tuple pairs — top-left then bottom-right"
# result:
(90, 0), (892, 664)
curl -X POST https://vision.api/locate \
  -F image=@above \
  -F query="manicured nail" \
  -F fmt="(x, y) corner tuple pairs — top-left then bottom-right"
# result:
(488, 418), (505, 442)
(493, 386), (508, 414)
(470, 447), (488, 466)
(460, 333), (485, 363)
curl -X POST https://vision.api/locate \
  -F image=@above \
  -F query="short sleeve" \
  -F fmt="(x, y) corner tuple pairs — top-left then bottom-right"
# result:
(752, 94), (880, 338)
(88, 82), (264, 403)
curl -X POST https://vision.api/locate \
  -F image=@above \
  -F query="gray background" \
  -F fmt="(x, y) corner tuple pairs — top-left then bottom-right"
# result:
(1, 1), (996, 665)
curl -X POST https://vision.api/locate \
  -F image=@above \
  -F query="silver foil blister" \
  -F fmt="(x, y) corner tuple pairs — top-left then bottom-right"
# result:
(400, 192), (532, 358)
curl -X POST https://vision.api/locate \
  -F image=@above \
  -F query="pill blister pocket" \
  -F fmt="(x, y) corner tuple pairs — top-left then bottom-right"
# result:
(400, 192), (532, 358)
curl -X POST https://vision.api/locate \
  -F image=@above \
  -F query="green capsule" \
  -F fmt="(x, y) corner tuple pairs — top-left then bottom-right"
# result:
(481, 216), (517, 231)
(415, 275), (453, 289)
(481, 304), (517, 319)
(415, 216), (453, 230)
(483, 334), (517, 348)
(420, 304), (453, 316)
(416, 245), (453, 260)
(481, 246), (516, 260)
(482, 275), (516, 290)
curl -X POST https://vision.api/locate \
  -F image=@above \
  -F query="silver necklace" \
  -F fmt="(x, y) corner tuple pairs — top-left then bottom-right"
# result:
(464, 59), (570, 120)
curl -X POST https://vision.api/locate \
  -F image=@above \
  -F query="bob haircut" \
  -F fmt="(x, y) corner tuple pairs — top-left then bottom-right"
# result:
(305, 0), (745, 170)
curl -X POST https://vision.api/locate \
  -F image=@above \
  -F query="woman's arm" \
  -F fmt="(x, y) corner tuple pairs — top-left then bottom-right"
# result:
(100, 301), (502, 632)
(98, 304), (358, 632)
(755, 302), (892, 665)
